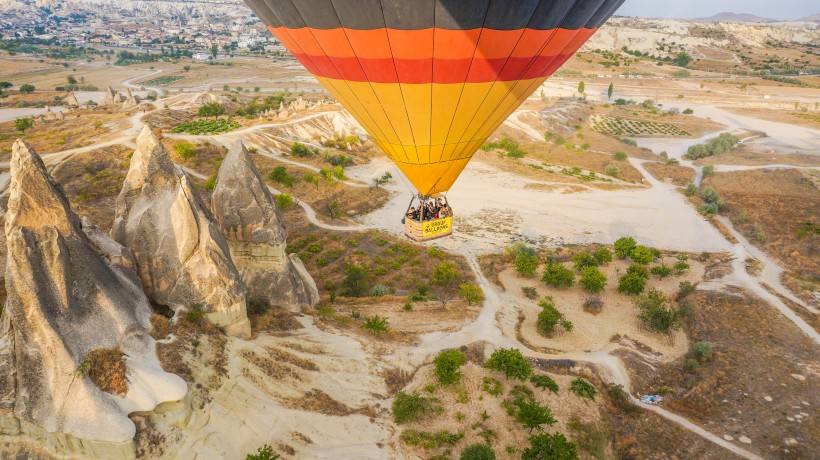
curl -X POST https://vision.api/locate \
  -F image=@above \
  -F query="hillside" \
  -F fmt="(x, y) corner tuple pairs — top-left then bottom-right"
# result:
(696, 12), (777, 23)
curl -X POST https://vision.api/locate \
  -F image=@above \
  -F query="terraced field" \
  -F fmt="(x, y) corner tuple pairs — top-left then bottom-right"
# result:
(591, 115), (691, 137)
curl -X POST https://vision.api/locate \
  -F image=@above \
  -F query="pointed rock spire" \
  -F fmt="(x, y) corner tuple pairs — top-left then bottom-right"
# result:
(0, 140), (187, 454)
(211, 141), (319, 312)
(111, 128), (250, 336)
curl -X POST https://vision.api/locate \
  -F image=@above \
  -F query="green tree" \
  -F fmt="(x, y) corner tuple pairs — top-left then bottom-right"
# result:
(0, 82), (12, 94)
(536, 298), (573, 336)
(530, 374), (559, 394)
(617, 272), (646, 295)
(613, 151), (627, 161)
(650, 263), (673, 279)
(485, 348), (531, 381)
(268, 166), (294, 187)
(392, 391), (431, 424)
(15, 117), (33, 133)
(198, 102), (226, 118)
(66, 75), (77, 85)
(275, 193), (294, 211)
(572, 253), (598, 271)
(19, 84), (35, 93)
(569, 378), (597, 402)
(577, 81), (585, 94)
(579, 267), (607, 293)
(362, 315), (389, 335)
(460, 443), (496, 460)
(607, 82), (614, 100)
(246, 444), (280, 460)
(342, 265), (368, 297)
(593, 248), (613, 265)
(431, 262), (463, 306)
(636, 288), (680, 332)
(613, 236), (637, 259)
(522, 433), (579, 460)
(433, 348), (466, 386)
(303, 172), (321, 189)
(327, 200), (341, 219)
(458, 282), (484, 305)
(373, 171), (393, 188)
(210, 43), (219, 59)
(541, 262), (574, 288)
(290, 142), (314, 157)
(515, 246), (540, 277)
(630, 245), (655, 264)
(674, 52), (693, 68)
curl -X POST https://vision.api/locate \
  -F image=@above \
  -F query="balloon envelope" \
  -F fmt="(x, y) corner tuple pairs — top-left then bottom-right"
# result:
(245, 0), (624, 195)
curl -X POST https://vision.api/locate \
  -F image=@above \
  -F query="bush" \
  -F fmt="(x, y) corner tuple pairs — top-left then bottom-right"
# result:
(536, 298), (573, 336)
(370, 284), (392, 297)
(617, 273), (646, 295)
(290, 142), (316, 157)
(392, 391), (431, 424)
(650, 263), (673, 279)
(522, 433), (579, 460)
(604, 164), (620, 177)
(19, 83), (35, 93)
(458, 282), (485, 305)
(572, 253), (599, 271)
(461, 444), (496, 460)
(434, 349), (467, 385)
(630, 245), (655, 264)
(569, 378), (596, 402)
(268, 166), (295, 188)
(362, 316), (389, 334)
(274, 193), (294, 211)
(677, 281), (695, 299)
(171, 118), (240, 134)
(514, 398), (556, 433)
(530, 374), (559, 394)
(401, 429), (464, 449)
(636, 289), (680, 332)
(606, 383), (640, 415)
(522, 286), (538, 299)
(343, 265), (368, 297)
(592, 248), (613, 265)
(579, 267), (607, 293)
(683, 108), (694, 114)
(693, 342), (712, 363)
(541, 262), (574, 288)
(613, 151), (628, 161)
(515, 247), (540, 277)
(246, 444), (280, 460)
(684, 183), (697, 197)
(173, 142), (197, 159)
(431, 262), (464, 306)
(197, 102), (226, 118)
(485, 348), (532, 381)
(613, 236), (636, 259)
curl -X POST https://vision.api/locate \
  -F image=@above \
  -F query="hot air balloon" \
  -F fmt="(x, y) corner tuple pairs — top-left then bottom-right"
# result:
(244, 0), (624, 241)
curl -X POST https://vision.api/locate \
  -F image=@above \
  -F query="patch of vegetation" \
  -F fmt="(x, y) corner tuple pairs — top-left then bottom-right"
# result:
(522, 286), (538, 299)
(617, 264), (649, 295)
(81, 348), (127, 395)
(636, 289), (680, 332)
(530, 374), (559, 394)
(322, 134), (360, 149)
(684, 133), (740, 160)
(458, 282), (485, 305)
(630, 245), (656, 265)
(268, 165), (297, 188)
(174, 141), (197, 159)
(485, 348), (532, 381)
(482, 376), (503, 396)
(170, 118), (240, 135)
(481, 136), (526, 158)
(569, 378), (596, 402)
(606, 383), (640, 415)
(591, 115), (690, 137)
(392, 391), (435, 424)
(536, 297), (573, 336)
(568, 417), (612, 459)
(522, 433), (579, 460)
(139, 75), (185, 87)
(541, 261), (574, 288)
(290, 142), (319, 157)
(434, 349), (467, 386)
(578, 266), (607, 293)
(246, 445), (280, 460)
(362, 315), (389, 335)
(401, 429), (464, 449)
(460, 443), (496, 460)
(431, 261), (464, 306)
(614, 236), (637, 259)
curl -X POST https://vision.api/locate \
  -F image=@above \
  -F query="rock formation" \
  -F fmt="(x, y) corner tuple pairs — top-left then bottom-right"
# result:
(0, 140), (187, 457)
(42, 106), (56, 121)
(111, 127), (250, 336)
(66, 91), (80, 107)
(122, 89), (140, 110)
(211, 141), (319, 312)
(99, 86), (123, 107)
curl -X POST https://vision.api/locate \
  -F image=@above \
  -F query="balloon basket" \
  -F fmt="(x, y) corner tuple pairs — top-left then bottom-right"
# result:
(404, 194), (453, 242)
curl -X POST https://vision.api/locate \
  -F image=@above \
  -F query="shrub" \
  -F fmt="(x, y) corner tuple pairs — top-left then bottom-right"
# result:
(571, 253), (599, 271)
(204, 174), (217, 191)
(370, 284), (392, 297)
(674, 260), (690, 274)
(515, 398), (556, 433)
(692, 342), (712, 363)
(461, 443), (496, 460)
(530, 374), (559, 394)
(683, 108), (694, 114)
(482, 377), (503, 396)
(274, 193), (294, 211)
(617, 272), (646, 295)
(434, 349), (467, 385)
(677, 280), (695, 299)
(569, 378), (596, 402)
(362, 316), (389, 334)
(431, 262), (464, 306)
(684, 183), (697, 197)
(401, 429), (464, 449)
(485, 348), (532, 381)
(650, 263), (673, 279)
(173, 142), (197, 159)
(19, 83), (35, 93)
(613, 151), (628, 161)
(536, 298), (573, 336)
(541, 262), (574, 288)
(630, 245), (655, 264)
(522, 433), (579, 460)
(290, 142), (316, 157)
(604, 164), (620, 177)
(636, 289), (680, 332)
(343, 265), (368, 297)
(515, 246), (540, 277)
(197, 101), (226, 118)
(620, 138), (637, 146)
(458, 282), (484, 305)
(613, 236), (637, 259)
(522, 286), (538, 299)
(15, 117), (33, 133)
(579, 267), (607, 293)
(392, 391), (431, 424)
(592, 248), (613, 265)
(702, 165), (715, 177)
(268, 166), (295, 187)
(246, 444), (280, 460)
(606, 383), (640, 415)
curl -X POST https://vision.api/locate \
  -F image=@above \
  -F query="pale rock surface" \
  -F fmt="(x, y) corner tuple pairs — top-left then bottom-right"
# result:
(0, 140), (187, 456)
(66, 91), (80, 107)
(211, 141), (318, 312)
(42, 106), (56, 122)
(111, 127), (250, 336)
(122, 89), (141, 110)
(99, 86), (123, 107)
(55, 110), (65, 121)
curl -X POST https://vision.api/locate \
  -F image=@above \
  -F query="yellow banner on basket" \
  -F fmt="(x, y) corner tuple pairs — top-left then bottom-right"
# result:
(423, 218), (452, 238)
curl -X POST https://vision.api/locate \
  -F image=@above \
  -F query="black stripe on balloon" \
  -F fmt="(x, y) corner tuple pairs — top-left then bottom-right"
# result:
(250, 0), (623, 30)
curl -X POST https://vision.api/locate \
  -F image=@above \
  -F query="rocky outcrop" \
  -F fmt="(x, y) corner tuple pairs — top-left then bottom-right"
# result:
(111, 127), (250, 336)
(99, 86), (123, 107)
(42, 106), (56, 121)
(0, 140), (187, 458)
(122, 89), (140, 110)
(66, 91), (80, 107)
(211, 141), (319, 312)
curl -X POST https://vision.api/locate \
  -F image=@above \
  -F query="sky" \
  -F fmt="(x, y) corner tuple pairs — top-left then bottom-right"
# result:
(616, 0), (817, 20)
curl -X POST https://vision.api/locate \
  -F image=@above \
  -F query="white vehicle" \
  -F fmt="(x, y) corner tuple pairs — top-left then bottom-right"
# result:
(619, 75), (626, 79)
